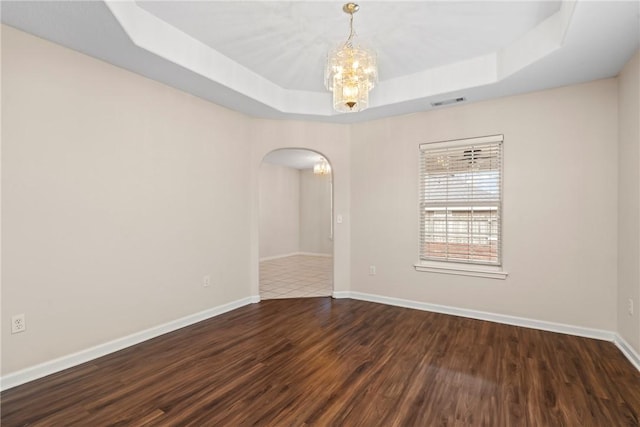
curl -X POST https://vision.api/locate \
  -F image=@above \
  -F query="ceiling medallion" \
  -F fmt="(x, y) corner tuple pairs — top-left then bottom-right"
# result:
(324, 3), (378, 113)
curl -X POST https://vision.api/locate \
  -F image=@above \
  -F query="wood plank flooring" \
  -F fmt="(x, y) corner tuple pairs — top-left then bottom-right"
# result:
(2, 298), (639, 426)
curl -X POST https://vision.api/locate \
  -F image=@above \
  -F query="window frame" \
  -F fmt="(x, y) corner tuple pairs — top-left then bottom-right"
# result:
(414, 135), (508, 279)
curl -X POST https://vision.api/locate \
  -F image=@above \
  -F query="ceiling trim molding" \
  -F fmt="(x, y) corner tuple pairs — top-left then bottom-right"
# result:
(106, 1), (333, 116)
(107, 1), (576, 117)
(498, 1), (576, 78)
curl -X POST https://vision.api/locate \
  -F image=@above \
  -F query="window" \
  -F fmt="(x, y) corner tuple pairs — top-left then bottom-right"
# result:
(417, 135), (504, 276)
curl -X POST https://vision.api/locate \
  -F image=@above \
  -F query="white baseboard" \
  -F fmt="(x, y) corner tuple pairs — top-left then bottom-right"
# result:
(259, 252), (332, 262)
(614, 334), (640, 371)
(297, 252), (332, 258)
(347, 291), (615, 340)
(332, 291), (351, 299)
(249, 295), (261, 303)
(259, 252), (300, 262)
(0, 296), (255, 391)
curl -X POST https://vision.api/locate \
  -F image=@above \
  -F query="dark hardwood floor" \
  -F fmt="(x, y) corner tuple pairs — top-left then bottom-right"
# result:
(2, 298), (639, 426)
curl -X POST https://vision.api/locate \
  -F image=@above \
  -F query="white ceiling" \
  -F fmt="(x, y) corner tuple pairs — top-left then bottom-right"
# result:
(1, 1), (639, 123)
(136, 1), (561, 92)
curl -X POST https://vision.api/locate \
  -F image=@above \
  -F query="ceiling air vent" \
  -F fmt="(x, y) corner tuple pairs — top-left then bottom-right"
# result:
(431, 97), (466, 107)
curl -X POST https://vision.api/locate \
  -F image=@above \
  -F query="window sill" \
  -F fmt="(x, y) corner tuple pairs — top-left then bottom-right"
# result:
(414, 261), (508, 279)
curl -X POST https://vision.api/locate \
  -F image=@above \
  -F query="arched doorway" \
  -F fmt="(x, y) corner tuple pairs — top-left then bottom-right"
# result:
(258, 148), (334, 299)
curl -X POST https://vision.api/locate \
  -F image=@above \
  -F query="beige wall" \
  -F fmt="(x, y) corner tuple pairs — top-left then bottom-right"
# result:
(618, 50), (640, 353)
(350, 79), (619, 331)
(258, 164), (332, 259)
(1, 24), (636, 380)
(300, 169), (332, 255)
(259, 163), (300, 259)
(1, 26), (252, 374)
(1, 27), (351, 376)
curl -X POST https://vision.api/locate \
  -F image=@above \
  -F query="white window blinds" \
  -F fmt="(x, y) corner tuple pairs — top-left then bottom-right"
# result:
(419, 135), (503, 265)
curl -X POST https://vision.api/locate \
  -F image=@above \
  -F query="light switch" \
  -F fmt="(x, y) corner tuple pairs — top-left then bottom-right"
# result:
(336, 215), (343, 224)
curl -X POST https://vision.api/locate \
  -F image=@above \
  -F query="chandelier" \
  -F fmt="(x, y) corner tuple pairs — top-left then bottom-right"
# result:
(324, 3), (378, 113)
(313, 158), (331, 175)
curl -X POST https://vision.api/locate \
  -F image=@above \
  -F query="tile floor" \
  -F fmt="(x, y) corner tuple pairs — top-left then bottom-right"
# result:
(259, 255), (333, 299)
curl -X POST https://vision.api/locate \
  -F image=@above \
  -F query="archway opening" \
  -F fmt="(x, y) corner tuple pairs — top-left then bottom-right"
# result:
(258, 148), (334, 299)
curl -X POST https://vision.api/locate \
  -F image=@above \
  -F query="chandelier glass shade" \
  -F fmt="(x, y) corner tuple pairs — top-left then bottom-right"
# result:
(324, 3), (378, 113)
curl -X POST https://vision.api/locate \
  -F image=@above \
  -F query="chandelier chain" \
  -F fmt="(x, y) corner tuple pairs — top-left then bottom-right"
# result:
(345, 13), (355, 48)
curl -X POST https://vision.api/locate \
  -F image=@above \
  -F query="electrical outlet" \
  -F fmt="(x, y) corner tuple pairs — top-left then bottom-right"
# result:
(203, 275), (211, 288)
(11, 314), (26, 334)
(629, 298), (634, 316)
(369, 265), (376, 275)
